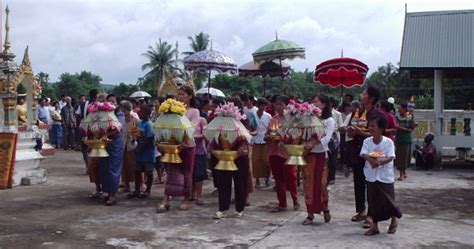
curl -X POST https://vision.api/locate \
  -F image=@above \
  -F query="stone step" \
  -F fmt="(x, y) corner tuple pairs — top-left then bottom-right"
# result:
(13, 168), (47, 186)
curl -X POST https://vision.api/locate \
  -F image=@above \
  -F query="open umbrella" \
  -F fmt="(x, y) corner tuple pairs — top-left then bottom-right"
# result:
(184, 48), (238, 94)
(196, 87), (225, 97)
(130, 91), (152, 98)
(252, 33), (305, 93)
(313, 56), (369, 98)
(239, 60), (292, 96)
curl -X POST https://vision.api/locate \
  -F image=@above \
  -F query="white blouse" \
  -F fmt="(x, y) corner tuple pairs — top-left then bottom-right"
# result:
(311, 117), (335, 156)
(360, 136), (396, 184)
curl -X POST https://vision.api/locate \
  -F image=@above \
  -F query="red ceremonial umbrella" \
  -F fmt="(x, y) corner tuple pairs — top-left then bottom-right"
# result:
(313, 56), (368, 97)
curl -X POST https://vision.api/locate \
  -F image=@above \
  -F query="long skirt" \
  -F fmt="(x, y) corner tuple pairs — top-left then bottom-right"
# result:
(88, 157), (100, 184)
(269, 155), (298, 208)
(302, 152), (329, 214)
(99, 134), (124, 193)
(193, 154), (208, 182)
(367, 181), (402, 222)
(395, 142), (411, 170)
(50, 124), (62, 146)
(122, 150), (135, 183)
(215, 156), (249, 212)
(251, 144), (270, 178)
(165, 146), (195, 197)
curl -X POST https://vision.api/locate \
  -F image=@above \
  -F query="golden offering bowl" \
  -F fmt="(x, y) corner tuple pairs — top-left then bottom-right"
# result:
(84, 139), (110, 157)
(212, 150), (238, 171)
(270, 134), (281, 142)
(157, 143), (182, 164)
(283, 144), (307, 166)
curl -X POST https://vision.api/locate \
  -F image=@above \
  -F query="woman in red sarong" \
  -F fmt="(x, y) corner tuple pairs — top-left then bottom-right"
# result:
(301, 94), (335, 225)
(267, 95), (300, 212)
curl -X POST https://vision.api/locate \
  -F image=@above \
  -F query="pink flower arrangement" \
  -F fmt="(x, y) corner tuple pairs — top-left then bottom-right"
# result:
(214, 102), (247, 121)
(87, 102), (116, 113)
(284, 99), (321, 119)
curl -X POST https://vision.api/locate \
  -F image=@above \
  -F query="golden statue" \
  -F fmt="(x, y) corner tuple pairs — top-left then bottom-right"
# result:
(16, 94), (27, 125)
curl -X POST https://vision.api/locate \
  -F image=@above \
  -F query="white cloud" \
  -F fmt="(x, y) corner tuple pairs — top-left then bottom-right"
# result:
(3, 0), (474, 85)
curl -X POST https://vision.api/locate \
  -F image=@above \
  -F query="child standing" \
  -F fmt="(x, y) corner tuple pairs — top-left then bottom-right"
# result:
(191, 116), (208, 205)
(129, 104), (156, 198)
(360, 116), (402, 236)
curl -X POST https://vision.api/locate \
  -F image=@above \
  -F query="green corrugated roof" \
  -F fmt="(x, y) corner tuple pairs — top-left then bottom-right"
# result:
(400, 10), (474, 69)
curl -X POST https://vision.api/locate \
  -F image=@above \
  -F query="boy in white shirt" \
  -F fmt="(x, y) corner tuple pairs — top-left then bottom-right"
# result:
(360, 116), (402, 236)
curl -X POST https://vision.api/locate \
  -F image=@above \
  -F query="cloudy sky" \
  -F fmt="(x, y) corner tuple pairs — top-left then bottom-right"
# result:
(4, 0), (474, 85)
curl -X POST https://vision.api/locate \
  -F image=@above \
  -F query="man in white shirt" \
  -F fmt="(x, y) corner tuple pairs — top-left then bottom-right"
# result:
(251, 98), (272, 188)
(58, 94), (67, 110)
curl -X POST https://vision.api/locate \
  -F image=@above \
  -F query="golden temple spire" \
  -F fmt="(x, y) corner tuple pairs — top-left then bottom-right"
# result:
(2, 5), (15, 61)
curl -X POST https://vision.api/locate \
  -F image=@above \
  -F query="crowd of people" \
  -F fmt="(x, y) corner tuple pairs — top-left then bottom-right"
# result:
(37, 84), (438, 236)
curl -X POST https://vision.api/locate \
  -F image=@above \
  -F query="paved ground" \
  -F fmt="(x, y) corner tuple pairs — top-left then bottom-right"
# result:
(0, 150), (473, 248)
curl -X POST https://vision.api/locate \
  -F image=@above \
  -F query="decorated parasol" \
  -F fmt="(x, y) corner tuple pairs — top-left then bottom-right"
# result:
(314, 54), (369, 98)
(184, 47), (238, 94)
(252, 33), (305, 93)
(238, 60), (292, 96)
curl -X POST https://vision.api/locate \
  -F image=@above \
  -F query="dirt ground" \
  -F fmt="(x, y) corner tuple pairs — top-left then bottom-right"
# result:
(0, 150), (473, 248)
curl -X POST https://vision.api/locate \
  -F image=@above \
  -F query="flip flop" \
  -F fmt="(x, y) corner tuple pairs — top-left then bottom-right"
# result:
(351, 213), (366, 222)
(302, 216), (314, 225)
(364, 229), (380, 236)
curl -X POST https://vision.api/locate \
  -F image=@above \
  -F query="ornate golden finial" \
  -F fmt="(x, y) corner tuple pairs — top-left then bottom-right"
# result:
(22, 46), (31, 66)
(341, 48), (344, 58)
(2, 5), (15, 61)
(275, 30), (279, 40)
(210, 39), (213, 51)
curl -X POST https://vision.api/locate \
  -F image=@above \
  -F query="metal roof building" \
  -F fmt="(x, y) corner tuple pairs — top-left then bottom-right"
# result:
(399, 9), (474, 153)
(400, 10), (474, 78)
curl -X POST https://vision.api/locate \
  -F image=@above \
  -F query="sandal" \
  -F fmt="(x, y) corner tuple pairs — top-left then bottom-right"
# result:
(351, 213), (366, 222)
(363, 219), (373, 229)
(324, 211), (331, 223)
(388, 220), (398, 234)
(105, 198), (117, 206)
(89, 191), (102, 199)
(293, 202), (301, 211)
(127, 191), (139, 198)
(302, 216), (314, 225)
(364, 229), (380, 236)
(270, 206), (287, 213)
(156, 203), (170, 213)
(179, 202), (189, 211)
(139, 192), (150, 198)
(397, 177), (404, 181)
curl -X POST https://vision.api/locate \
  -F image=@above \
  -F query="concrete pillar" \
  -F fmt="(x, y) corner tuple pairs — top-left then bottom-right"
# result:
(433, 69), (444, 146)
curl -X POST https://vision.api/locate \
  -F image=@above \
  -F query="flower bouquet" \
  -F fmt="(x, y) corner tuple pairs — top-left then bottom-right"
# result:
(203, 102), (251, 171)
(279, 100), (324, 165)
(80, 102), (121, 157)
(153, 98), (194, 163)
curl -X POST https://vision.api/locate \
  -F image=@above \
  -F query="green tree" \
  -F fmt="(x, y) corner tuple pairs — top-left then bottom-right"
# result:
(141, 39), (177, 96)
(54, 71), (103, 99)
(110, 82), (140, 97)
(36, 72), (56, 99)
(183, 32), (211, 89)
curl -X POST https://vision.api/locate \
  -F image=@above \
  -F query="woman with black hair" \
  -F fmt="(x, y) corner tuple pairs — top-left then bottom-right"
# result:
(360, 115), (401, 235)
(301, 94), (334, 225)
(212, 97), (251, 219)
(157, 85), (199, 212)
(395, 103), (415, 180)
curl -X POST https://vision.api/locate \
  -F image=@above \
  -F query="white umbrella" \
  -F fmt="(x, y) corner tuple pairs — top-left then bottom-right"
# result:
(196, 87), (225, 97)
(130, 91), (151, 98)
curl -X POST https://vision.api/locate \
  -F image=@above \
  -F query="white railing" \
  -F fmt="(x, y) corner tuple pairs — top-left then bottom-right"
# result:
(413, 109), (473, 157)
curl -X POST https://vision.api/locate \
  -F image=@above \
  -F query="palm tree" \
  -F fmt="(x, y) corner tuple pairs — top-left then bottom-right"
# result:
(182, 32), (210, 56)
(141, 38), (177, 95)
(183, 32), (211, 88)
